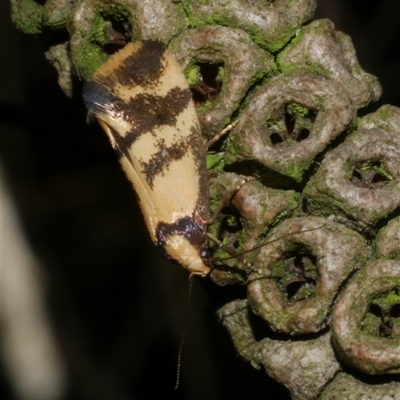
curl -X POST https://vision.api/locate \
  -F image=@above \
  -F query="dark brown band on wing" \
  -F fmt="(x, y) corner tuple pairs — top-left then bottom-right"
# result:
(138, 128), (202, 189)
(96, 40), (166, 89)
(122, 87), (193, 145)
(156, 213), (207, 249)
(83, 82), (193, 146)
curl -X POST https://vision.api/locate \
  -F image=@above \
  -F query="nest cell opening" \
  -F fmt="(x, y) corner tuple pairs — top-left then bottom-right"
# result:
(269, 103), (316, 147)
(363, 288), (400, 339)
(93, 6), (133, 55)
(351, 160), (392, 189)
(274, 249), (318, 303)
(190, 62), (224, 106)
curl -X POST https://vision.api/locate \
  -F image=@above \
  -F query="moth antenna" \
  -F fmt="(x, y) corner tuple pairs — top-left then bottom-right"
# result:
(209, 226), (325, 264)
(207, 232), (255, 273)
(174, 273), (195, 391)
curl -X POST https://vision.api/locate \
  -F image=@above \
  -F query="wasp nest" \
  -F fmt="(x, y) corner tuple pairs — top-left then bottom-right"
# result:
(11, 0), (400, 399)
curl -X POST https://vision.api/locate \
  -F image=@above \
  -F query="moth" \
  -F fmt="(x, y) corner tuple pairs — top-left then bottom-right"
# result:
(83, 40), (211, 277)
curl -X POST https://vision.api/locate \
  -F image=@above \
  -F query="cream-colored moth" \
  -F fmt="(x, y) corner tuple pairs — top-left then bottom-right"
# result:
(83, 40), (211, 277)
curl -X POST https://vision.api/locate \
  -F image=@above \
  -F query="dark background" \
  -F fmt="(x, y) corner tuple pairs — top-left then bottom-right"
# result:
(1, 1), (400, 399)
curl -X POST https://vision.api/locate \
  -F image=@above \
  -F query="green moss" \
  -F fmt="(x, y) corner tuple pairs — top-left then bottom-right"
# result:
(11, 0), (43, 35)
(315, 302), (330, 323)
(196, 100), (214, 115)
(73, 42), (107, 80)
(376, 105), (393, 120)
(373, 289), (400, 309)
(90, 12), (109, 44)
(205, 14), (237, 28)
(223, 116), (233, 127)
(216, 65), (225, 82)
(281, 159), (310, 182)
(185, 64), (201, 86)
(361, 313), (380, 336)
(207, 153), (225, 172)
(96, 2), (131, 23)
(249, 68), (276, 89)
(287, 103), (309, 118)
(251, 28), (291, 52)
(359, 160), (393, 181)
(222, 138), (244, 165)
(278, 58), (327, 78)
(184, 3), (295, 51)
(277, 31), (329, 77)
(184, 7), (239, 30)
(72, 3), (136, 80)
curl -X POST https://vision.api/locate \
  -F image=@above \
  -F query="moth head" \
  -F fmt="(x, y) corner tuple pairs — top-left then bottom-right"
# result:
(164, 234), (211, 277)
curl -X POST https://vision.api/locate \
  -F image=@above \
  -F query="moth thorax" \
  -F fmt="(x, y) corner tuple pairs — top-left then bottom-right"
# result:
(164, 234), (210, 277)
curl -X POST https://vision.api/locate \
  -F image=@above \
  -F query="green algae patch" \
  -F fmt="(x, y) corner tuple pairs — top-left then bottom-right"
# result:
(11, 0), (44, 35)
(72, 42), (108, 80)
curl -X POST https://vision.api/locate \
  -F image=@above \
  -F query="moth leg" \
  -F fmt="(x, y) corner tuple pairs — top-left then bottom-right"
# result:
(207, 120), (239, 149)
(207, 233), (239, 258)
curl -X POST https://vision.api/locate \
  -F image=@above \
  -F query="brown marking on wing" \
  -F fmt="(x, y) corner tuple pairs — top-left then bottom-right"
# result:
(92, 40), (166, 90)
(139, 136), (189, 188)
(156, 212), (207, 250)
(84, 84), (193, 147)
(122, 86), (193, 141)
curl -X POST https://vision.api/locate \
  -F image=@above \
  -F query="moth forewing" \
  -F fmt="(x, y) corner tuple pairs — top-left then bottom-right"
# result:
(97, 112), (159, 239)
(83, 40), (210, 277)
